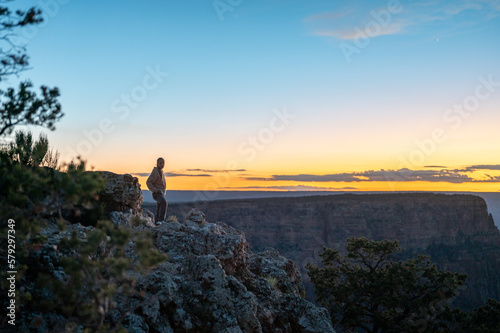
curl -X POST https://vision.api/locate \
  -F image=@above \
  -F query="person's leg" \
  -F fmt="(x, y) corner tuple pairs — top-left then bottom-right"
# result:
(153, 192), (163, 223)
(155, 201), (160, 222)
(157, 195), (167, 222)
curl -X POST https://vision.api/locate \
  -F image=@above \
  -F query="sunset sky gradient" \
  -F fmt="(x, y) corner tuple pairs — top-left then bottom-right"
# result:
(6, 0), (500, 192)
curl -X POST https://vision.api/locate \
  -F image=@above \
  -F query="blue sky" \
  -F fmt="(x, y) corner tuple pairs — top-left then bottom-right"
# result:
(4, 0), (500, 191)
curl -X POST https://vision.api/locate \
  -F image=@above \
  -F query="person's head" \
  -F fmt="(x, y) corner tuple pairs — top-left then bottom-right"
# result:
(157, 157), (165, 170)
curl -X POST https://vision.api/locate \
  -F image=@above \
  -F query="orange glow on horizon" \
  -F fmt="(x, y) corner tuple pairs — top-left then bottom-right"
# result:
(134, 176), (500, 193)
(80, 152), (500, 194)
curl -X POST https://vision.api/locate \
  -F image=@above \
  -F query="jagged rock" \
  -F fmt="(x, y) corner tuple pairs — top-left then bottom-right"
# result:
(19, 211), (334, 332)
(123, 314), (150, 333)
(6, 164), (335, 332)
(248, 249), (305, 297)
(185, 208), (207, 225)
(93, 171), (156, 228)
(154, 220), (248, 276)
(121, 216), (335, 332)
(110, 210), (137, 226)
(109, 210), (154, 228)
(96, 171), (143, 213)
(143, 208), (155, 222)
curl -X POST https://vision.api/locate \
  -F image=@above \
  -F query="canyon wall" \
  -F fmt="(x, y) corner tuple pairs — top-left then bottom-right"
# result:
(163, 193), (500, 310)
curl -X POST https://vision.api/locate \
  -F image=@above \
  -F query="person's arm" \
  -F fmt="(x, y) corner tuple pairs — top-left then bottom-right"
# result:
(146, 168), (160, 193)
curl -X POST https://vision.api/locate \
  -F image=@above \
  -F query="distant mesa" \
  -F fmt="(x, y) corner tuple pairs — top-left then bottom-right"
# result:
(164, 193), (500, 310)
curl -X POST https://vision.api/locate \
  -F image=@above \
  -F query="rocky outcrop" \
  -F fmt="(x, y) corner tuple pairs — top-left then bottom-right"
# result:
(164, 193), (500, 310)
(96, 171), (155, 227)
(96, 171), (143, 213)
(19, 207), (334, 332)
(120, 209), (334, 332)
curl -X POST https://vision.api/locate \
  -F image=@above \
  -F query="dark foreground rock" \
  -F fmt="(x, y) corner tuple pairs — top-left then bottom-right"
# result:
(119, 210), (334, 332)
(16, 208), (333, 332)
(6, 172), (333, 332)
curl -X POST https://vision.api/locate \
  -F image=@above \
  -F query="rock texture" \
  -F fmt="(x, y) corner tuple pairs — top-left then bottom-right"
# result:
(119, 209), (334, 332)
(164, 193), (500, 310)
(97, 171), (155, 227)
(96, 171), (144, 213)
(19, 198), (334, 333)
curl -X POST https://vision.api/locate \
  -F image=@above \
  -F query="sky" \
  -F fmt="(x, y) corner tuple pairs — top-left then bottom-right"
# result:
(3, 0), (500, 192)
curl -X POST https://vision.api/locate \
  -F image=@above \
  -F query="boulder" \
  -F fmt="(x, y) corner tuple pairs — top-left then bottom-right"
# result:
(185, 208), (207, 225)
(96, 171), (143, 213)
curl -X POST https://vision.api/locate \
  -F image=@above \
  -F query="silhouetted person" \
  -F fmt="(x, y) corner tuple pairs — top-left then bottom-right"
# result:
(147, 157), (167, 224)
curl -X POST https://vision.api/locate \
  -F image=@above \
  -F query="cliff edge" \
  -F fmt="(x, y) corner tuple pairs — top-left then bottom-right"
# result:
(14, 172), (334, 332)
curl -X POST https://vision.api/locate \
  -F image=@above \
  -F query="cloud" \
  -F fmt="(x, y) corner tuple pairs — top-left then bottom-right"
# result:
(359, 169), (473, 183)
(132, 172), (211, 178)
(482, 0), (500, 11)
(304, 11), (349, 22)
(463, 165), (500, 171)
(132, 168), (246, 178)
(166, 172), (212, 177)
(241, 168), (500, 184)
(186, 168), (246, 173)
(132, 173), (152, 177)
(244, 173), (360, 182)
(475, 175), (500, 182)
(439, 1), (482, 15)
(135, 164), (500, 184)
(314, 21), (408, 40)
(221, 185), (357, 191)
(305, 0), (500, 41)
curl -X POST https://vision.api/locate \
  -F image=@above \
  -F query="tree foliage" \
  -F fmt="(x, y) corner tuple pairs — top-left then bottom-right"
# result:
(1, 130), (167, 330)
(0, 1), (43, 79)
(34, 220), (167, 332)
(0, 81), (62, 136)
(1, 135), (165, 331)
(0, 1), (62, 136)
(0, 130), (166, 331)
(458, 299), (500, 333)
(4, 130), (59, 168)
(0, 2), (166, 331)
(307, 237), (468, 333)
